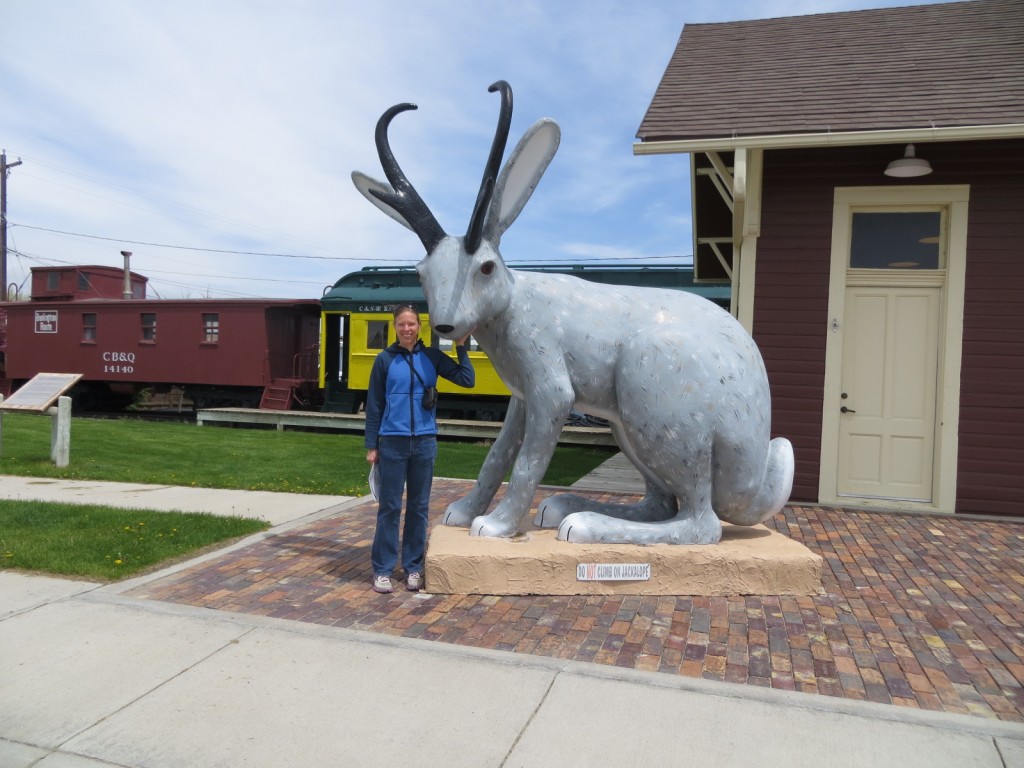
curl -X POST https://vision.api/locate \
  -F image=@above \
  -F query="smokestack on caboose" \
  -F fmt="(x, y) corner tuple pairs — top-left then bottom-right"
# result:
(120, 251), (133, 300)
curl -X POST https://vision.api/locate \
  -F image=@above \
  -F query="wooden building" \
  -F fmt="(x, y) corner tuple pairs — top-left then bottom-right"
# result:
(635, 0), (1024, 517)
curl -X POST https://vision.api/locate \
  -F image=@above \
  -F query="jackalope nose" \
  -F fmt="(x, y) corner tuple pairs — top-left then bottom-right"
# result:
(434, 324), (455, 334)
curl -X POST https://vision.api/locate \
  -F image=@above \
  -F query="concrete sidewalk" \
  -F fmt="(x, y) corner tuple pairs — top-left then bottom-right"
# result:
(0, 474), (353, 526)
(1, 478), (1023, 767)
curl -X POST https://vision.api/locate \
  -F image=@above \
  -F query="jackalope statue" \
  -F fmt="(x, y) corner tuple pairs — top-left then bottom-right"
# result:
(353, 81), (794, 545)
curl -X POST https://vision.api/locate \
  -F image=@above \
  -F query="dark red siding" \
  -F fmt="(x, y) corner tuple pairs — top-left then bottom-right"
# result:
(754, 166), (833, 503)
(754, 139), (1024, 516)
(958, 157), (1024, 517)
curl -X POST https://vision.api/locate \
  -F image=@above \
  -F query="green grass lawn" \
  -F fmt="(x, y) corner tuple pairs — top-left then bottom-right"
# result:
(0, 500), (268, 581)
(0, 412), (613, 495)
(0, 412), (614, 581)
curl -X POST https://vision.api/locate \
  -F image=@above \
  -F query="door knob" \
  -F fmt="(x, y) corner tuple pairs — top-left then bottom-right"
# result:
(840, 405), (856, 414)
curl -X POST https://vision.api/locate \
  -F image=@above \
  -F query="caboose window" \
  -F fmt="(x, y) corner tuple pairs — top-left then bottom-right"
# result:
(82, 313), (97, 343)
(140, 312), (157, 342)
(202, 313), (220, 343)
(367, 320), (388, 350)
(78, 271), (92, 291)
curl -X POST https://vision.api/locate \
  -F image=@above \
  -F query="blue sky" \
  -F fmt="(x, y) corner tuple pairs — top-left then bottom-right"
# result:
(2, 0), (950, 299)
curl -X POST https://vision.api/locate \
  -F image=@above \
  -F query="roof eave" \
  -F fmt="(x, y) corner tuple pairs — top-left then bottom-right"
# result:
(633, 123), (1024, 156)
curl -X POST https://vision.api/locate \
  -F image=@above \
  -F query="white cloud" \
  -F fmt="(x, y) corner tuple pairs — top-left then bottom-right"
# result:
(1, 0), (950, 298)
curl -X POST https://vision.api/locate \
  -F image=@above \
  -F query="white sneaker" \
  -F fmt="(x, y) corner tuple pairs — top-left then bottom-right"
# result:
(372, 574), (393, 593)
(406, 572), (423, 591)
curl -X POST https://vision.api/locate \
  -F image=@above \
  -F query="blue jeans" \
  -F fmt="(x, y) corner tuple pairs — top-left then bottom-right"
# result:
(371, 435), (437, 576)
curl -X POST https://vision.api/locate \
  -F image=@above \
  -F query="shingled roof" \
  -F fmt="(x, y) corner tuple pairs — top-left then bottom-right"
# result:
(637, 0), (1024, 143)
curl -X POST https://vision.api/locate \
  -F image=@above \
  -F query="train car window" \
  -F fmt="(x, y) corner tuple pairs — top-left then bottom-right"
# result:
(47, 272), (59, 291)
(434, 333), (479, 352)
(367, 320), (388, 350)
(78, 271), (91, 291)
(82, 313), (97, 343)
(140, 312), (157, 342)
(202, 313), (220, 343)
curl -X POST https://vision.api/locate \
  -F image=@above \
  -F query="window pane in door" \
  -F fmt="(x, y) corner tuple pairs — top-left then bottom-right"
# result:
(850, 211), (941, 269)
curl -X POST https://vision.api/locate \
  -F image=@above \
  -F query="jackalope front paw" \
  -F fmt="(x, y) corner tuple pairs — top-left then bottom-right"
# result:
(442, 498), (477, 528)
(470, 514), (517, 538)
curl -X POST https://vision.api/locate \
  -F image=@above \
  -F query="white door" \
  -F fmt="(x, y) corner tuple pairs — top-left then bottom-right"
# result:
(837, 284), (940, 502)
(821, 186), (970, 513)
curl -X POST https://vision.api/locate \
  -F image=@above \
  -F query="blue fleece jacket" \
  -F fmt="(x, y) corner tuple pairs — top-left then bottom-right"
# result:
(364, 340), (475, 447)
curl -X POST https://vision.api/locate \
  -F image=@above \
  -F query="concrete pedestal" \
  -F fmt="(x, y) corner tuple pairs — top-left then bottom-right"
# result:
(425, 524), (822, 596)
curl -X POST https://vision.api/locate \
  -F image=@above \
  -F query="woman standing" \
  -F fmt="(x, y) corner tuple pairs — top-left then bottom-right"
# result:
(365, 304), (475, 593)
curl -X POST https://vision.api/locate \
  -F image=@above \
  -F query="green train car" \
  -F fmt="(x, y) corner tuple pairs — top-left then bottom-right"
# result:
(319, 264), (730, 418)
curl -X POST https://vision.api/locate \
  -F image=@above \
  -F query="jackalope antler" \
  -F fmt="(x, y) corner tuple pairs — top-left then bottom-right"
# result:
(353, 81), (794, 545)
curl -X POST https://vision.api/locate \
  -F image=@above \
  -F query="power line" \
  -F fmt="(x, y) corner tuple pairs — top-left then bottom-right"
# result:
(12, 223), (346, 260)
(10, 251), (325, 285)
(6, 250), (325, 299)
(140, 268), (325, 285)
(9, 152), (343, 256)
(11, 222), (691, 265)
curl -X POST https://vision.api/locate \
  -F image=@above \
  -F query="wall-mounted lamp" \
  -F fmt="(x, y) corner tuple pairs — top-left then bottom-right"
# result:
(884, 144), (933, 178)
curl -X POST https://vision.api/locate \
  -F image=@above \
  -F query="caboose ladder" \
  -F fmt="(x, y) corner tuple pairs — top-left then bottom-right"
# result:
(259, 378), (300, 410)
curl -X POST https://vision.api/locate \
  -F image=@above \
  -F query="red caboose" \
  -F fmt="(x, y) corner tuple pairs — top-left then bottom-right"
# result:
(0, 265), (321, 410)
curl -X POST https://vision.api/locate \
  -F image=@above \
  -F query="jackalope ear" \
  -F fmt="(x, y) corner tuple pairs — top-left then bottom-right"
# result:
(351, 172), (415, 232)
(486, 118), (560, 242)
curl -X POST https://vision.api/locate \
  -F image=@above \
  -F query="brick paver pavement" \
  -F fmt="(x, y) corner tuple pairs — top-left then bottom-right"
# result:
(127, 479), (1024, 723)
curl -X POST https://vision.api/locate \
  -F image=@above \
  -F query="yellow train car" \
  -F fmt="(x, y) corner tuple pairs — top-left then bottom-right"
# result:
(342, 311), (507, 394)
(320, 264), (729, 418)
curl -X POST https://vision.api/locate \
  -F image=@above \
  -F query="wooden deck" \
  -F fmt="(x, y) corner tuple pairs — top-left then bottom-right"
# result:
(195, 408), (616, 447)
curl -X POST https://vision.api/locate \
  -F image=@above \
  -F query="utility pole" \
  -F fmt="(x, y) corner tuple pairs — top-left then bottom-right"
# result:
(1, 150), (23, 300)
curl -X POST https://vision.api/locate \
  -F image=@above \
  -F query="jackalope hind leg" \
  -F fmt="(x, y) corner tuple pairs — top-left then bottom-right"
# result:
(555, 437), (721, 545)
(557, 507), (722, 546)
(443, 397), (526, 527)
(535, 425), (677, 528)
(534, 481), (676, 528)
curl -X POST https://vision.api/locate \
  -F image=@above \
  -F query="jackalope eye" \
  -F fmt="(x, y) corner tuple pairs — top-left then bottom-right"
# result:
(480, 261), (496, 276)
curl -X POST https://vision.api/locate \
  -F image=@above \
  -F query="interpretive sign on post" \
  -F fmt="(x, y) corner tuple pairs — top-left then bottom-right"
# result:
(0, 374), (82, 468)
(0, 373), (82, 412)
